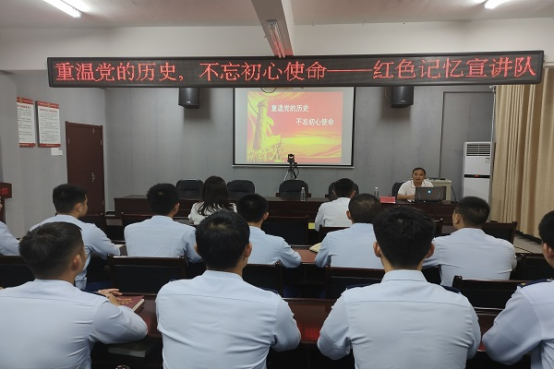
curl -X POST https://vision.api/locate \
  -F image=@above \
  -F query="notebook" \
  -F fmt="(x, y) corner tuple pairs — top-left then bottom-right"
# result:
(414, 186), (446, 203)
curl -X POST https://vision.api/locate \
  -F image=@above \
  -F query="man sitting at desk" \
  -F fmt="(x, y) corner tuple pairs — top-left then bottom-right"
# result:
(314, 178), (356, 231)
(0, 202), (19, 255)
(396, 167), (433, 201)
(315, 194), (382, 268)
(125, 183), (201, 262)
(156, 211), (301, 369)
(32, 183), (120, 290)
(423, 196), (516, 286)
(237, 193), (301, 268)
(0, 222), (147, 368)
(318, 207), (480, 368)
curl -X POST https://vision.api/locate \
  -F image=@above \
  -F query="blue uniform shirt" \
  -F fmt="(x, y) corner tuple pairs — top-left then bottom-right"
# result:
(248, 226), (301, 268)
(318, 270), (481, 368)
(0, 221), (19, 255)
(124, 215), (200, 262)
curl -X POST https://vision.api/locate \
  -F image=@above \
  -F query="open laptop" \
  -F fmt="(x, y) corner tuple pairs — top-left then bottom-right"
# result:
(414, 186), (446, 203)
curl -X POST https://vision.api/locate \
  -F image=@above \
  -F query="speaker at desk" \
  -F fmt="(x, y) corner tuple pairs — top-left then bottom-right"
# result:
(178, 87), (200, 109)
(391, 86), (414, 108)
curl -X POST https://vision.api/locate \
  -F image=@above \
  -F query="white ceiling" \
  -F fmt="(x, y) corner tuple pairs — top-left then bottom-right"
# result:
(1, 0), (554, 29)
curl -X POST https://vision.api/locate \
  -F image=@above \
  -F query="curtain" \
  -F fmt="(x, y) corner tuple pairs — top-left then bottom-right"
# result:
(491, 68), (554, 237)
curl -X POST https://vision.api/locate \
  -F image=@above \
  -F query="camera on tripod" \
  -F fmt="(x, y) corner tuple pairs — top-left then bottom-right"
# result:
(287, 153), (295, 165)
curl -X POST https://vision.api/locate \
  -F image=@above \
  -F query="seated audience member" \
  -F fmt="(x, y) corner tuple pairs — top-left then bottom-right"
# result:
(237, 193), (301, 268)
(318, 207), (480, 368)
(156, 211), (300, 368)
(423, 196), (516, 286)
(0, 222), (147, 368)
(125, 183), (200, 262)
(396, 167), (434, 201)
(32, 184), (120, 290)
(483, 210), (554, 368)
(314, 178), (356, 231)
(315, 194), (382, 268)
(188, 175), (236, 225)
(0, 203), (19, 255)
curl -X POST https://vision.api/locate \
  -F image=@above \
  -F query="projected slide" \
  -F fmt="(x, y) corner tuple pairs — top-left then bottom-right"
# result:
(234, 87), (355, 166)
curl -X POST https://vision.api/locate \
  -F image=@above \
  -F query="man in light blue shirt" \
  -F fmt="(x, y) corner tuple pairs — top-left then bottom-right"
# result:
(0, 202), (19, 255)
(125, 183), (200, 262)
(237, 193), (301, 268)
(423, 196), (516, 286)
(318, 207), (480, 368)
(32, 183), (120, 290)
(314, 178), (356, 231)
(315, 193), (382, 268)
(156, 211), (301, 369)
(484, 210), (554, 369)
(0, 222), (147, 368)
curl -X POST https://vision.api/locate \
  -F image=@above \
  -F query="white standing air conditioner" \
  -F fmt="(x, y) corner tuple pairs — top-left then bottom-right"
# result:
(462, 142), (495, 203)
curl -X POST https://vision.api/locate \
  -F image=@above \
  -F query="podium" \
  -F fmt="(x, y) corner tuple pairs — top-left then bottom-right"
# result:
(0, 182), (13, 223)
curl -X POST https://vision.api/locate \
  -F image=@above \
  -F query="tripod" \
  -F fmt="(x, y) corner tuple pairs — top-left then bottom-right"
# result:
(283, 162), (299, 181)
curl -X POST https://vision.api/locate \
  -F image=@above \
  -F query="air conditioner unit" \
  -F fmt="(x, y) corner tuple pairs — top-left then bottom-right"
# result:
(462, 142), (495, 203)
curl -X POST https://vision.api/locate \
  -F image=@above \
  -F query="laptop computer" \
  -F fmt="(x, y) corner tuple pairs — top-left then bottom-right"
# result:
(414, 186), (446, 203)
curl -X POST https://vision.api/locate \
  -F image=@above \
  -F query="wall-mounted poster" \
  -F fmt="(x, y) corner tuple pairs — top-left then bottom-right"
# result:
(36, 101), (61, 148)
(17, 97), (36, 147)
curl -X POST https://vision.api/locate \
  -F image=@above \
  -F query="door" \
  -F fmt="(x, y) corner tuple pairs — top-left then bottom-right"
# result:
(66, 122), (105, 214)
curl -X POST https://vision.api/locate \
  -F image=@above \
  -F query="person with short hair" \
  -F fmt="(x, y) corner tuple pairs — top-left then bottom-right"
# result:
(188, 175), (236, 225)
(396, 167), (434, 200)
(125, 183), (200, 261)
(31, 183), (120, 290)
(483, 210), (554, 368)
(314, 178), (356, 231)
(318, 207), (480, 368)
(315, 194), (382, 268)
(156, 211), (300, 368)
(237, 193), (301, 268)
(0, 222), (147, 368)
(423, 196), (516, 286)
(0, 203), (19, 255)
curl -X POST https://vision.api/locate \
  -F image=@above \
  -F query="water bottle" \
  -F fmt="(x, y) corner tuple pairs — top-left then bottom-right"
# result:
(374, 186), (380, 199)
(300, 187), (307, 201)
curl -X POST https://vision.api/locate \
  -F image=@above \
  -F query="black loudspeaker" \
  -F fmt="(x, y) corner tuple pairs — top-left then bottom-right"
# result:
(178, 87), (200, 109)
(391, 86), (414, 108)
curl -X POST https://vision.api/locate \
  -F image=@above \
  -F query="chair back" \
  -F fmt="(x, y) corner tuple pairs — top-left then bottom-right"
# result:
(243, 262), (284, 295)
(325, 266), (385, 299)
(227, 180), (255, 200)
(318, 226), (348, 242)
(451, 275), (528, 309)
(0, 256), (34, 288)
(262, 215), (309, 244)
(434, 218), (444, 237)
(482, 221), (518, 243)
(120, 212), (153, 227)
(327, 182), (359, 200)
(513, 254), (554, 280)
(391, 182), (404, 198)
(176, 179), (203, 199)
(277, 180), (309, 200)
(107, 254), (188, 294)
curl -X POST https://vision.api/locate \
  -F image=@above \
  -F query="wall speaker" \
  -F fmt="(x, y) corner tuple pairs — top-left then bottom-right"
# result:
(178, 87), (200, 109)
(391, 86), (414, 108)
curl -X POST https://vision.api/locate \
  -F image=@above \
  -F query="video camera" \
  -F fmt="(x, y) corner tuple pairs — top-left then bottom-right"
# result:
(287, 153), (295, 165)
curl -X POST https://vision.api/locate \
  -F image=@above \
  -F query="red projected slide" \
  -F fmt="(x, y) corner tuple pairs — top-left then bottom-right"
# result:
(246, 91), (343, 164)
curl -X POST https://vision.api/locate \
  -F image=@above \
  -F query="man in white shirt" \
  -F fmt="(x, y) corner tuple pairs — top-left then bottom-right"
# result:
(397, 167), (434, 200)
(124, 183), (200, 262)
(483, 210), (554, 369)
(318, 207), (480, 368)
(156, 211), (300, 369)
(314, 178), (356, 231)
(315, 193), (382, 268)
(423, 196), (516, 286)
(0, 203), (19, 255)
(237, 193), (301, 268)
(0, 222), (147, 368)
(32, 184), (120, 290)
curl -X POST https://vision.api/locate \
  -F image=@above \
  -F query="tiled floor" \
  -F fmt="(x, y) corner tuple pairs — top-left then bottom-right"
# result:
(514, 234), (542, 254)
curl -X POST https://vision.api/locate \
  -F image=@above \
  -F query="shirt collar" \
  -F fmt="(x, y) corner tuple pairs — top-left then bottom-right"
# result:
(451, 227), (486, 236)
(382, 269), (427, 282)
(202, 270), (244, 281)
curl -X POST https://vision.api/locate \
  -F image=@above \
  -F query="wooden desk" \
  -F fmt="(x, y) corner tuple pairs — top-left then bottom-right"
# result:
(293, 245), (317, 264)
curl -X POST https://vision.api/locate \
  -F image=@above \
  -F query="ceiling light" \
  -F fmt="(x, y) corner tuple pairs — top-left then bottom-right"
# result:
(267, 20), (286, 59)
(484, 0), (512, 9)
(42, 0), (82, 18)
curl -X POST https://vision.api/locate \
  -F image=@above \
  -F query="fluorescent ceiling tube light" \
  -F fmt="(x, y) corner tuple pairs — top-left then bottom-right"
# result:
(42, 0), (82, 17)
(267, 20), (286, 58)
(484, 0), (512, 9)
